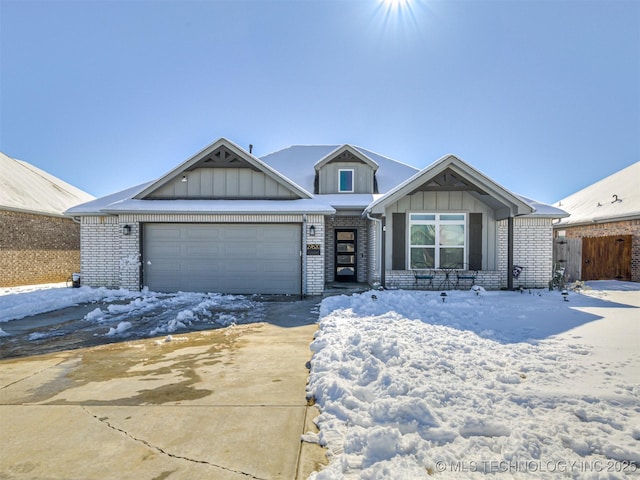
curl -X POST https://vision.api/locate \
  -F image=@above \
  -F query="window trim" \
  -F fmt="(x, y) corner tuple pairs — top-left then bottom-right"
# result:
(408, 212), (467, 269)
(338, 169), (355, 193)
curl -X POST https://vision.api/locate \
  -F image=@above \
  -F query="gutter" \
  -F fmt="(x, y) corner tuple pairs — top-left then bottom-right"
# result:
(365, 210), (383, 285)
(554, 213), (640, 228)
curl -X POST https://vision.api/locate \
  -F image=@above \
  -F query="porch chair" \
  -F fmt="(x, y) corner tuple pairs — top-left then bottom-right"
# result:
(414, 269), (435, 290)
(455, 265), (478, 289)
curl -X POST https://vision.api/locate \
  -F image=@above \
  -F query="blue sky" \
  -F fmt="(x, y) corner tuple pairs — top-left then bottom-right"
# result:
(1, 0), (638, 203)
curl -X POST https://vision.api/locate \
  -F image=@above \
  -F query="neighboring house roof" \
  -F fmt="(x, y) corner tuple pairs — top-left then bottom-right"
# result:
(0, 152), (95, 217)
(553, 161), (640, 227)
(366, 154), (566, 220)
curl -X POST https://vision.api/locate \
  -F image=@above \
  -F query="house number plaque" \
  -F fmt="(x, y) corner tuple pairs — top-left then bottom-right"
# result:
(307, 244), (321, 255)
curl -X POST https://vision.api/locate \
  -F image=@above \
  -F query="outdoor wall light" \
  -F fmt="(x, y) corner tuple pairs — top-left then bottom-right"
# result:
(181, 175), (188, 183)
(309, 225), (316, 236)
(123, 224), (131, 236)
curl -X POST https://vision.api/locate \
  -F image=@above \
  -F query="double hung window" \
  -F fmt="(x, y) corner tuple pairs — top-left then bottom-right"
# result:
(409, 213), (466, 269)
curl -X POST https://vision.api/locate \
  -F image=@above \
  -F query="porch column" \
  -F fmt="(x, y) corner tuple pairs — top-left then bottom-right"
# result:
(381, 216), (386, 287)
(507, 216), (514, 290)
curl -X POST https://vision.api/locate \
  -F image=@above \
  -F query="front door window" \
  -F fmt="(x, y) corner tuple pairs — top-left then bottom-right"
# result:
(335, 229), (357, 282)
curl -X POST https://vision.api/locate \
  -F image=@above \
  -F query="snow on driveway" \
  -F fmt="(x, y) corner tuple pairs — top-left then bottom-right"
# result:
(0, 284), (263, 357)
(306, 282), (640, 479)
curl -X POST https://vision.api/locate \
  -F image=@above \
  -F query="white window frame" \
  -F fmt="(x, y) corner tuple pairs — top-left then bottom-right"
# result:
(408, 213), (467, 269)
(338, 169), (354, 193)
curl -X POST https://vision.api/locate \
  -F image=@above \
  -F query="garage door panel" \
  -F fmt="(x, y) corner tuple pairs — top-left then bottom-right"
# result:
(187, 226), (221, 240)
(223, 229), (260, 242)
(152, 227), (183, 240)
(186, 244), (221, 256)
(150, 245), (185, 257)
(143, 224), (301, 294)
(260, 243), (300, 257)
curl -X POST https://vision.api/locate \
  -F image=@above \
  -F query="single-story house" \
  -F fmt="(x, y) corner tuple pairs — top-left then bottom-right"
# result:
(552, 161), (639, 283)
(0, 152), (95, 287)
(66, 138), (567, 295)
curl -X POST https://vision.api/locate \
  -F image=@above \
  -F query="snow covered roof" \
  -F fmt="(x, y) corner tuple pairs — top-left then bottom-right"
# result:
(0, 152), (95, 217)
(66, 182), (154, 215)
(65, 140), (563, 219)
(516, 195), (569, 218)
(259, 145), (419, 194)
(65, 181), (335, 215)
(553, 161), (640, 226)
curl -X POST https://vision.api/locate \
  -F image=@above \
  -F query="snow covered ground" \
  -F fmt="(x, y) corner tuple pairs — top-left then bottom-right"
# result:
(2, 281), (638, 478)
(306, 282), (640, 479)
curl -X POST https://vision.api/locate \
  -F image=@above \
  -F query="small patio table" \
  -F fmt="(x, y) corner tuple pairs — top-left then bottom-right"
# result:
(438, 267), (456, 290)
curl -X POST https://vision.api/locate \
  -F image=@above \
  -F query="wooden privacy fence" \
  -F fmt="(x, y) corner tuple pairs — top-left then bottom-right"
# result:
(582, 235), (632, 281)
(554, 237), (582, 282)
(554, 235), (633, 282)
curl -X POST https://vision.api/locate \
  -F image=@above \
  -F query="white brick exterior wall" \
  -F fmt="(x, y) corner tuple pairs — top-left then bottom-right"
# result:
(119, 222), (141, 290)
(305, 215), (325, 295)
(498, 217), (554, 289)
(385, 270), (501, 290)
(80, 217), (120, 288)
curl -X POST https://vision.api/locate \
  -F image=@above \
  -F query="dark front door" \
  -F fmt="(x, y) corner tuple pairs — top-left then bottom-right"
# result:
(335, 229), (357, 282)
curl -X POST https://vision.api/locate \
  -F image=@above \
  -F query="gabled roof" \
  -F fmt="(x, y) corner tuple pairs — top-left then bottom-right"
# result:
(553, 161), (640, 226)
(134, 138), (313, 200)
(366, 154), (556, 220)
(314, 144), (379, 171)
(0, 152), (94, 217)
(259, 145), (418, 194)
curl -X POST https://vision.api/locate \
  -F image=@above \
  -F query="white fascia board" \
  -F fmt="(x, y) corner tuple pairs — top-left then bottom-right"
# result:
(134, 138), (313, 200)
(101, 198), (336, 215)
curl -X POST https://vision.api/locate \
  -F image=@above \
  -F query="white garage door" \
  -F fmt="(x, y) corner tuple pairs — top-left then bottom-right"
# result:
(143, 224), (301, 294)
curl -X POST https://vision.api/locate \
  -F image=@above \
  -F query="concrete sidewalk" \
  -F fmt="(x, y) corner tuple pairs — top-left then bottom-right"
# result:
(0, 321), (326, 479)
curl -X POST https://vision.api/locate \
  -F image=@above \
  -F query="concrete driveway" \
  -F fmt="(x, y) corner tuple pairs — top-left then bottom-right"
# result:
(0, 298), (327, 480)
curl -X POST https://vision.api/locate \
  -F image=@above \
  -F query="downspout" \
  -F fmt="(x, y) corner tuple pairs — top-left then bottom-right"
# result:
(302, 214), (308, 297)
(507, 216), (514, 290)
(366, 211), (383, 286)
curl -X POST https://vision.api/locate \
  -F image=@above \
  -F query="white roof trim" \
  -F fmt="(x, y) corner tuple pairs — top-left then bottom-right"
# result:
(314, 144), (379, 171)
(133, 138), (313, 200)
(366, 154), (535, 218)
(102, 198), (336, 215)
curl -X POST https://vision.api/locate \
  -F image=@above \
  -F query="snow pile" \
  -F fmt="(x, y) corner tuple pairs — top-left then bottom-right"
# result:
(307, 287), (640, 479)
(106, 321), (132, 336)
(0, 284), (262, 345)
(0, 285), (140, 322)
